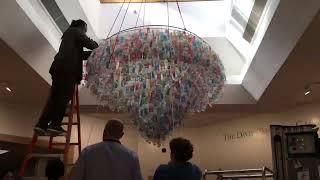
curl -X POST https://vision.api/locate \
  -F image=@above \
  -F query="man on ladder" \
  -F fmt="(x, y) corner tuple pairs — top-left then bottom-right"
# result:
(34, 19), (98, 135)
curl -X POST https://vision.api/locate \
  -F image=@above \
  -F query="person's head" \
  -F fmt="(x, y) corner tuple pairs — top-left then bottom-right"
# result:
(103, 119), (124, 141)
(1, 169), (14, 180)
(169, 137), (194, 163)
(70, 19), (87, 33)
(45, 159), (64, 180)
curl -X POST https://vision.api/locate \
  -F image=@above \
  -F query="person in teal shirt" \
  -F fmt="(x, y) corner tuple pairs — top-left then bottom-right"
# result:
(154, 138), (202, 180)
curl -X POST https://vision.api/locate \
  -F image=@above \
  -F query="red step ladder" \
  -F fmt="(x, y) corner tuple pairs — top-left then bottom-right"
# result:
(20, 86), (82, 176)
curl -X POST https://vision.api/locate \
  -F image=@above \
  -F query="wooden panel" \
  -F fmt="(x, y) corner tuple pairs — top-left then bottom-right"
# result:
(100, 0), (218, 3)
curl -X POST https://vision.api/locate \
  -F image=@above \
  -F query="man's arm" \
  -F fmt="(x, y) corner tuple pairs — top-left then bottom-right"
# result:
(132, 153), (144, 180)
(75, 30), (98, 50)
(69, 150), (87, 180)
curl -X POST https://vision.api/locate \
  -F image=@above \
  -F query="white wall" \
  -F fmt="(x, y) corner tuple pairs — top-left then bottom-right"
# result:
(55, 0), (99, 41)
(0, 103), (42, 138)
(205, 37), (245, 77)
(16, 0), (62, 51)
(0, 0), (57, 84)
(78, 0), (101, 37)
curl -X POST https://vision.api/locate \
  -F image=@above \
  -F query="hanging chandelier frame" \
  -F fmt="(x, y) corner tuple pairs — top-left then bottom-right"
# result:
(87, 0), (226, 144)
(106, 25), (211, 48)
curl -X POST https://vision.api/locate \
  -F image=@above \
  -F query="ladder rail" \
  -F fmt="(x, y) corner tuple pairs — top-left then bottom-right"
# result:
(75, 87), (82, 155)
(63, 85), (77, 165)
(19, 85), (82, 177)
(19, 135), (38, 176)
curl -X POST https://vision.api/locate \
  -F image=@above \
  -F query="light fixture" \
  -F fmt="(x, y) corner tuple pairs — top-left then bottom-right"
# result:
(304, 82), (320, 96)
(0, 82), (13, 92)
(304, 85), (311, 96)
(5, 87), (12, 92)
(304, 91), (311, 96)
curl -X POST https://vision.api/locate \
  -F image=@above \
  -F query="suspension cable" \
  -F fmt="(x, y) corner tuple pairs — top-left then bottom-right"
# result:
(106, 0), (126, 38)
(166, 0), (170, 32)
(176, 0), (186, 30)
(143, 0), (146, 26)
(135, 1), (143, 27)
(118, 0), (132, 33)
(109, 0), (132, 61)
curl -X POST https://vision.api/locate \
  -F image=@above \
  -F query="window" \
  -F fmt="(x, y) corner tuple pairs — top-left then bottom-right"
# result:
(40, 0), (69, 33)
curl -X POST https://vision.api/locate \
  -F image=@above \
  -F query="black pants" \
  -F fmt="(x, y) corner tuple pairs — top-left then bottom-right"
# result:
(37, 75), (76, 128)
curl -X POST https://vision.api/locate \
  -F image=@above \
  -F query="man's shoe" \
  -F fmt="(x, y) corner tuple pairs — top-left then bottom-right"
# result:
(47, 125), (67, 136)
(34, 125), (47, 135)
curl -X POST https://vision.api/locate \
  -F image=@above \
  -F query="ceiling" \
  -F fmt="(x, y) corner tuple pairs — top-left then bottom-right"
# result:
(0, 39), (49, 105)
(258, 11), (320, 109)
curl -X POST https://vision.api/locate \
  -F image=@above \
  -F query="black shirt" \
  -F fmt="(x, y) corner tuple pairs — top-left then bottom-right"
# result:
(49, 27), (98, 82)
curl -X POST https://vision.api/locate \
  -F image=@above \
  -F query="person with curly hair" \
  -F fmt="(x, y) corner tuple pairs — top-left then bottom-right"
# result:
(45, 159), (64, 180)
(153, 137), (202, 180)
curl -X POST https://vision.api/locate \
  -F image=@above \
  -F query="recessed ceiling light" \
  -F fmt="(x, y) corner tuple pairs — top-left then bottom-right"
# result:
(304, 85), (312, 96)
(5, 87), (12, 92)
(304, 90), (311, 96)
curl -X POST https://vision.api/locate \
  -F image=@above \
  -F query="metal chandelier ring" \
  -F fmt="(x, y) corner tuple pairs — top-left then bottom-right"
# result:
(105, 25), (210, 47)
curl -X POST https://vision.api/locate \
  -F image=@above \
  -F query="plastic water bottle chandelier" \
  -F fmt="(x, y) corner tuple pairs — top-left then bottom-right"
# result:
(87, 0), (226, 145)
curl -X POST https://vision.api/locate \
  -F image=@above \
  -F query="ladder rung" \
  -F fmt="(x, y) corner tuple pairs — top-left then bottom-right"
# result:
(66, 106), (77, 111)
(23, 177), (47, 179)
(36, 132), (66, 137)
(27, 153), (64, 159)
(64, 112), (76, 117)
(64, 106), (78, 116)
(51, 142), (80, 146)
(64, 113), (76, 117)
(61, 122), (79, 125)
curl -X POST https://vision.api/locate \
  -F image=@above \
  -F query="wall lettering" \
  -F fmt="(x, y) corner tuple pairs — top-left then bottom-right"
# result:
(224, 128), (269, 142)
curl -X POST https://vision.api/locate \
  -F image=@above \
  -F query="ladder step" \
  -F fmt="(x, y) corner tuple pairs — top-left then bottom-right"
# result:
(64, 112), (76, 117)
(22, 176), (47, 180)
(61, 122), (79, 125)
(51, 142), (80, 146)
(36, 132), (66, 137)
(64, 113), (76, 117)
(27, 153), (64, 159)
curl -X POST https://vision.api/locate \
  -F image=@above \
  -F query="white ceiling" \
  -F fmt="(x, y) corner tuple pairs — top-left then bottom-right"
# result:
(15, 0), (280, 84)
(98, 1), (229, 38)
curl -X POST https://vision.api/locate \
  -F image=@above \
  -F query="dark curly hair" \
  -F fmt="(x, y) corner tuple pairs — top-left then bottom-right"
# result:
(46, 159), (64, 180)
(70, 19), (87, 29)
(170, 137), (194, 162)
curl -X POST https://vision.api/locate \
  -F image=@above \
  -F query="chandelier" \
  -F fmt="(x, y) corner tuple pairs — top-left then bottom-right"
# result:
(86, 0), (226, 145)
